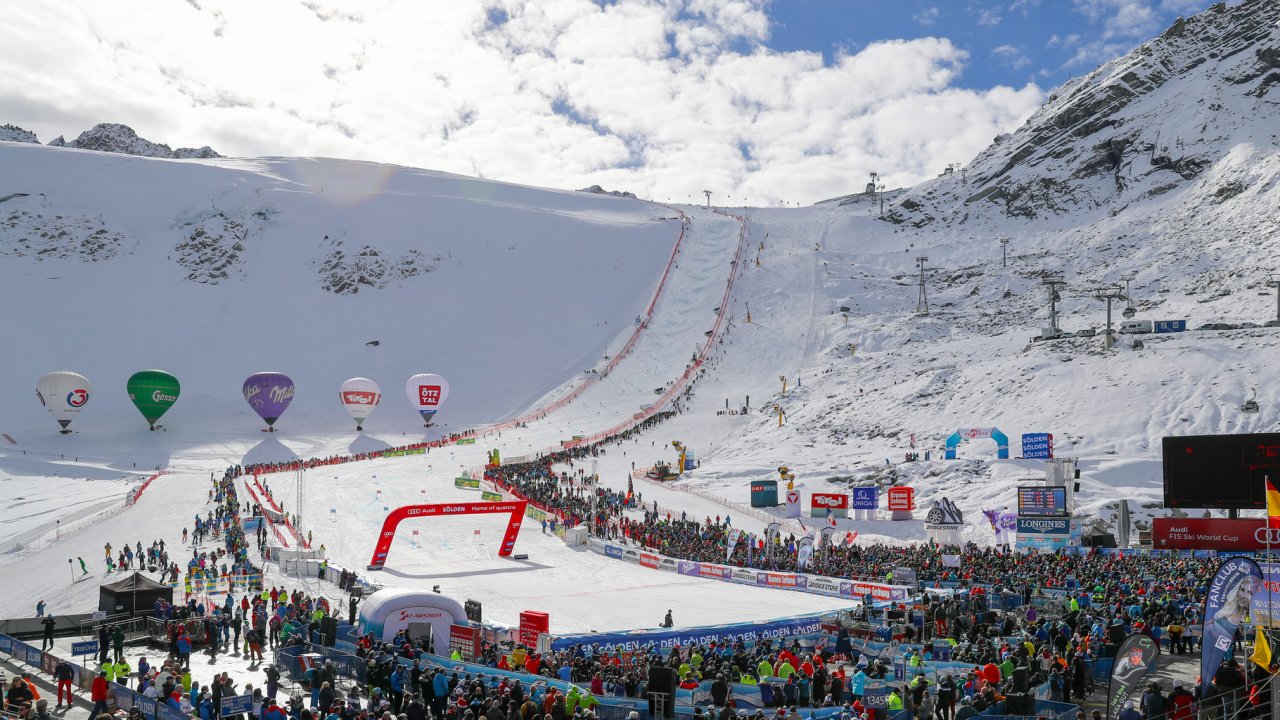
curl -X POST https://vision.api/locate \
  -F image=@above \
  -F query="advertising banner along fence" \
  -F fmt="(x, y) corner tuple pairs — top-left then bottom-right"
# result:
(1200, 557), (1262, 698)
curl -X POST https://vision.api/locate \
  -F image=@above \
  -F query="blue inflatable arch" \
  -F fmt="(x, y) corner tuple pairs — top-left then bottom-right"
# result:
(944, 428), (1009, 460)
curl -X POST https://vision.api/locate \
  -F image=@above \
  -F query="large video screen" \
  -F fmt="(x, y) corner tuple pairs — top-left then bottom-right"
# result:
(1017, 486), (1067, 517)
(1162, 434), (1280, 509)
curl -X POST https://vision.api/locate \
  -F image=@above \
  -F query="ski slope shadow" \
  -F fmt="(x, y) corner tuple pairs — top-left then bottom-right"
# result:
(349, 433), (393, 454)
(377, 558), (552, 581)
(240, 436), (303, 466)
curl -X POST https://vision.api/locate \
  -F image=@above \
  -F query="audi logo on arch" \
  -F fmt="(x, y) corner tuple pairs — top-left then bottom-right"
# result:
(1256, 528), (1280, 544)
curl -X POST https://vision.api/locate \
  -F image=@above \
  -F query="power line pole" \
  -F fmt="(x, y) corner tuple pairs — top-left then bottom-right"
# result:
(1120, 273), (1137, 318)
(296, 467), (305, 546)
(1093, 285), (1125, 349)
(1043, 273), (1066, 336)
(1000, 238), (1009, 268)
(1268, 273), (1280, 324)
(916, 256), (930, 316)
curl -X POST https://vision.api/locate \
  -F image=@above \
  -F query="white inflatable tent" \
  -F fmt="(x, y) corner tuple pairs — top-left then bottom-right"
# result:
(358, 588), (469, 646)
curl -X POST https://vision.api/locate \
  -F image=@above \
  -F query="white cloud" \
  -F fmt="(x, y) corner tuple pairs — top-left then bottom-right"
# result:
(913, 7), (941, 25)
(0, 0), (1046, 205)
(990, 44), (1032, 70)
(976, 8), (1003, 26)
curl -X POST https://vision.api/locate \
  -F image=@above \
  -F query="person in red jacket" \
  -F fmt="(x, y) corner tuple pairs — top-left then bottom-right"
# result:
(90, 671), (110, 718)
(1167, 684), (1195, 720)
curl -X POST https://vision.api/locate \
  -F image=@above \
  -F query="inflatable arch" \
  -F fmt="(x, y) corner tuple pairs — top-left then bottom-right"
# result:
(368, 500), (528, 570)
(944, 428), (1009, 460)
(359, 588), (468, 644)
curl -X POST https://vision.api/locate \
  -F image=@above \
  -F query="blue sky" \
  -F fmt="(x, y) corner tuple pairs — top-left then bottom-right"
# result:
(764, 0), (1215, 90)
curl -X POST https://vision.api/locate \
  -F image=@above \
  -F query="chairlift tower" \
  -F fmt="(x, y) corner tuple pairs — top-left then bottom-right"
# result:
(1268, 273), (1280, 324)
(1120, 273), (1137, 318)
(1000, 238), (1009, 268)
(915, 256), (930, 316)
(702, 190), (712, 208)
(1092, 286), (1125, 349)
(1043, 274), (1066, 336)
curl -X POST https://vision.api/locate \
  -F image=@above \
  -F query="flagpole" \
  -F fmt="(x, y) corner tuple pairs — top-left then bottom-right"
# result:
(1268, 475), (1274, 671)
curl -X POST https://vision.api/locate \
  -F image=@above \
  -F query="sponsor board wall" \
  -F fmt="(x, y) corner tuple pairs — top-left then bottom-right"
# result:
(810, 493), (849, 518)
(585, 539), (909, 603)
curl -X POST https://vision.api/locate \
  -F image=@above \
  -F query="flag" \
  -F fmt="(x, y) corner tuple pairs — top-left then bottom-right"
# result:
(1252, 629), (1273, 672)
(1267, 479), (1280, 529)
(826, 507), (837, 527)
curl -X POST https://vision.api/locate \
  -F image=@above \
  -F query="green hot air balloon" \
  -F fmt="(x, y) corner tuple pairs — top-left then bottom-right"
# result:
(127, 370), (181, 430)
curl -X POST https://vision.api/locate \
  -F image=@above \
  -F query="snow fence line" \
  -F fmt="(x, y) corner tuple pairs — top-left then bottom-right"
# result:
(243, 478), (291, 548)
(468, 211), (691, 437)
(631, 468), (806, 537)
(583, 537), (911, 603)
(561, 211), (749, 450)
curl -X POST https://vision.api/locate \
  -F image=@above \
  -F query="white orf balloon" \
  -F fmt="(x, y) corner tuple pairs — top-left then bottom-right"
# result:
(339, 377), (382, 431)
(405, 373), (450, 426)
(36, 371), (92, 433)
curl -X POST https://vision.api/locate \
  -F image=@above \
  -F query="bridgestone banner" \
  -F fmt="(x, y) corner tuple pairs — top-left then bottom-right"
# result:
(1108, 634), (1159, 720)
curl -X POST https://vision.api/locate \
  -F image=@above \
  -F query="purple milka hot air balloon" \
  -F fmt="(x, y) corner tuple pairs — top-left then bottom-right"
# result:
(243, 372), (295, 432)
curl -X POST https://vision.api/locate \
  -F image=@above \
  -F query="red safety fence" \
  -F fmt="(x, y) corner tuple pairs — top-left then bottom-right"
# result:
(247, 212), (746, 490)
(128, 470), (167, 505)
(243, 479), (290, 548)
(563, 211), (748, 449)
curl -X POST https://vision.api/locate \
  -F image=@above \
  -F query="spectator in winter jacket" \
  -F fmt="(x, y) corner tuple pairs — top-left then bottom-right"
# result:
(89, 673), (110, 718)
(54, 660), (75, 707)
(6, 676), (34, 713)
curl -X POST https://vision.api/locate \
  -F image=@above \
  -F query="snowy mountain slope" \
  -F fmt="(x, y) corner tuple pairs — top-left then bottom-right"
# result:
(882, 0), (1280, 229)
(0, 143), (679, 461)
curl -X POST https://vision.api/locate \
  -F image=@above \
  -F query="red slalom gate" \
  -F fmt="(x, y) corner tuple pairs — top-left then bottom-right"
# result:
(368, 500), (528, 570)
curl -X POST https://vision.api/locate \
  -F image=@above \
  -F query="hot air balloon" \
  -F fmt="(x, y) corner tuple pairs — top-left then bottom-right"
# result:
(36, 371), (92, 434)
(405, 373), (450, 426)
(339, 377), (381, 431)
(243, 372), (295, 432)
(127, 370), (181, 430)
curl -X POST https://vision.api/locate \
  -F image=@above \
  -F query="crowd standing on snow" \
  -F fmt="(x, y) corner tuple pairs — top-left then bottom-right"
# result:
(18, 399), (1250, 720)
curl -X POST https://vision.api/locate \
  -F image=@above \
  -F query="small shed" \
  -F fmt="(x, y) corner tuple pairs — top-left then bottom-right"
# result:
(99, 572), (173, 614)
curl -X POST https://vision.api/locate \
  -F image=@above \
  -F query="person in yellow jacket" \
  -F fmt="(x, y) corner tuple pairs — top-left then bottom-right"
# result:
(775, 660), (796, 679)
(114, 660), (131, 684)
(101, 660), (116, 683)
(886, 689), (904, 711)
(450, 649), (463, 661)
(740, 673), (758, 686)
(512, 647), (528, 668)
(757, 658), (774, 680)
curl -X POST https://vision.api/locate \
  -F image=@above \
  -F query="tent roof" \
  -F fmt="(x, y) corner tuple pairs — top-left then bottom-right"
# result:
(101, 572), (171, 594)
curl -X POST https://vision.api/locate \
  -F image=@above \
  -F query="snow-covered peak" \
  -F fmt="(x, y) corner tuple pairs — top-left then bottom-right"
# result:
(885, 0), (1280, 227)
(52, 123), (221, 159)
(0, 123), (39, 144)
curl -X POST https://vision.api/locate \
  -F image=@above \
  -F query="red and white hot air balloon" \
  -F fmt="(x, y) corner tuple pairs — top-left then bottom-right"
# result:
(339, 377), (381, 431)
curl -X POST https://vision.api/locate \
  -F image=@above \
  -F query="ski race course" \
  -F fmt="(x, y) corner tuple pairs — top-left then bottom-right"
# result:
(0, 149), (851, 631)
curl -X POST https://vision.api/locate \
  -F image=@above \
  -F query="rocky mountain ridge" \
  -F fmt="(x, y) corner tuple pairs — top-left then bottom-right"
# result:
(2, 122), (219, 159)
(881, 0), (1280, 228)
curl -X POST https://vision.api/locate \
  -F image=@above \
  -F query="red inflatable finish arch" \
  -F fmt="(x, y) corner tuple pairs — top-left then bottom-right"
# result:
(368, 500), (528, 570)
